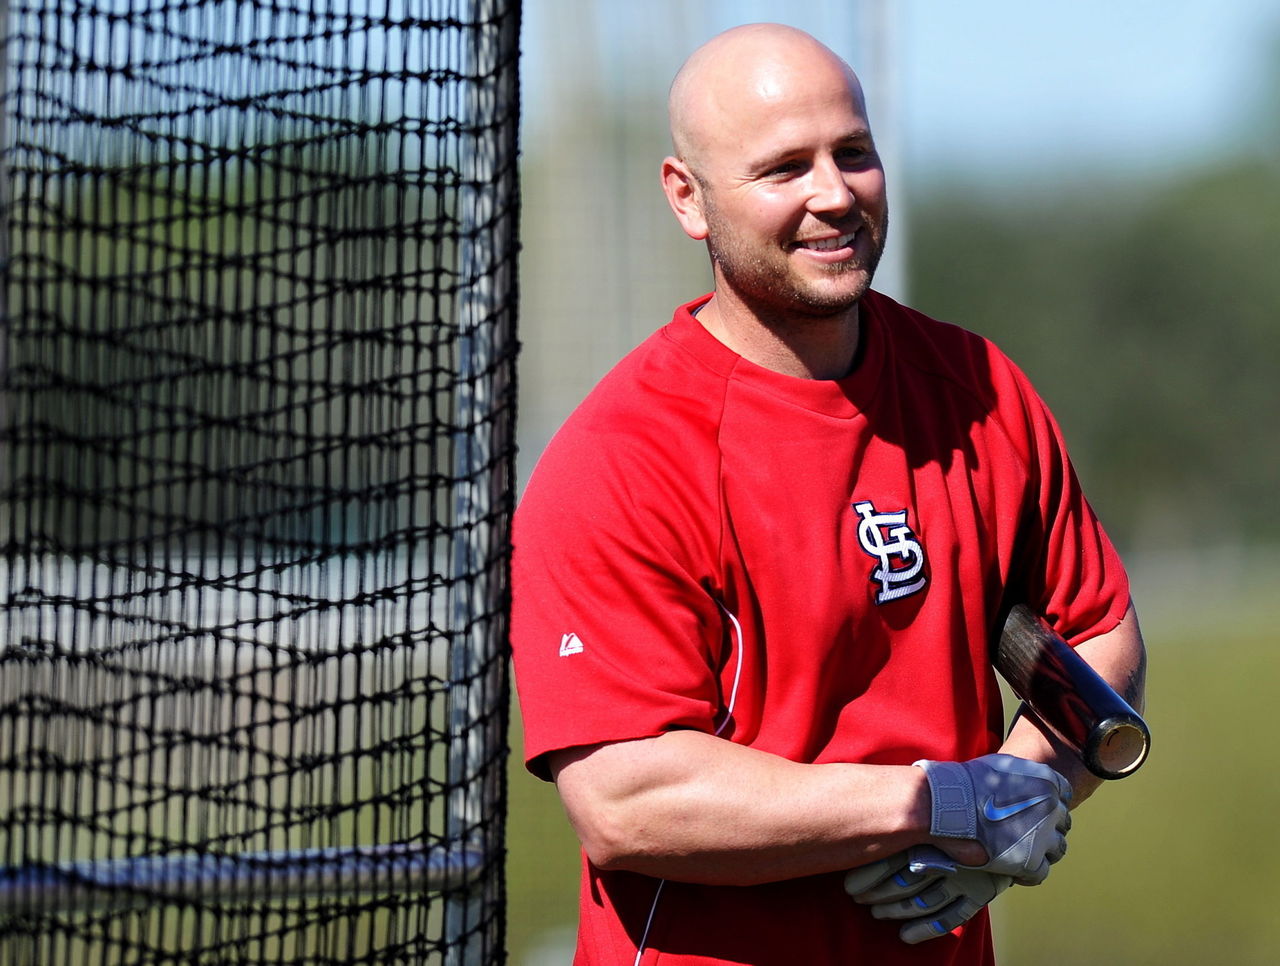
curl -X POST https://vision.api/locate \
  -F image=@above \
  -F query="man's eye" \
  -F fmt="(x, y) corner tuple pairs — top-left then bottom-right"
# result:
(837, 147), (872, 168)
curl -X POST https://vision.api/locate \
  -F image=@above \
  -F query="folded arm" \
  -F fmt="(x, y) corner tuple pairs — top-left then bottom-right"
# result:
(544, 607), (1145, 888)
(548, 730), (986, 887)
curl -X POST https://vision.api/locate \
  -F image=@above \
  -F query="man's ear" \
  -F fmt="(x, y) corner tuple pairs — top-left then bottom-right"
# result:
(661, 156), (709, 241)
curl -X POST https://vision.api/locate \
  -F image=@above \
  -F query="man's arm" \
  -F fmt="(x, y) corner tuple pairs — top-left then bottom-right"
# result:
(998, 602), (1147, 806)
(548, 731), (987, 887)
(544, 608), (1133, 889)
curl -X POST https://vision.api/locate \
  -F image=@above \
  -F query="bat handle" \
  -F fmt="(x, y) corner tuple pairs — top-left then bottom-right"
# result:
(999, 605), (1150, 780)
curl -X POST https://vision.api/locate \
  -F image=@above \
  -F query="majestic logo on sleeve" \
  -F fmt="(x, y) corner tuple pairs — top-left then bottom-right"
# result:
(853, 501), (928, 604)
(559, 632), (585, 657)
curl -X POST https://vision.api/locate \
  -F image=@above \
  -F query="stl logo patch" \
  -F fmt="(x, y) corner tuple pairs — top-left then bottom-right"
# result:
(853, 500), (928, 604)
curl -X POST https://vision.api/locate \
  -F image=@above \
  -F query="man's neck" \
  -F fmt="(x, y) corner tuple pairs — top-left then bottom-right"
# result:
(696, 290), (862, 380)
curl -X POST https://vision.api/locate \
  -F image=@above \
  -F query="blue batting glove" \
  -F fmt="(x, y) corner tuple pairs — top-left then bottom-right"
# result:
(915, 754), (1072, 885)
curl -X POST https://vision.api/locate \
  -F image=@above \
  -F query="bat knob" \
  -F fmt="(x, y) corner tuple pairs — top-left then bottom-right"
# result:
(1085, 714), (1151, 780)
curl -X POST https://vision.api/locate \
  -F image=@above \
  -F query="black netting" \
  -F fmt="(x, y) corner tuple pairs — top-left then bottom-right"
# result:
(0, 0), (519, 962)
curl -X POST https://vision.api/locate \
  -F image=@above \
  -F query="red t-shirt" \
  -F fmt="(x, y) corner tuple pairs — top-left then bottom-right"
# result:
(512, 290), (1130, 965)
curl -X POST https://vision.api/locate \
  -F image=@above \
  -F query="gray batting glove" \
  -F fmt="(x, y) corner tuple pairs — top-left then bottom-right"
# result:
(843, 849), (922, 903)
(915, 753), (1072, 885)
(844, 846), (1011, 944)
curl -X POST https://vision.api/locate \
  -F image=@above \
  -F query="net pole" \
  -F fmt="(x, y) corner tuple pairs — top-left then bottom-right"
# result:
(0, 843), (486, 915)
(446, 1), (519, 963)
(0, 0), (9, 511)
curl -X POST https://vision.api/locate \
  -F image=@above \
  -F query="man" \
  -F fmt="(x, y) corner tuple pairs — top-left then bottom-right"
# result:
(511, 23), (1146, 966)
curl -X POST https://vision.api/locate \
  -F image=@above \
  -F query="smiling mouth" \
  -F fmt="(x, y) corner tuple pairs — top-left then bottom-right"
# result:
(795, 231), (857, 252)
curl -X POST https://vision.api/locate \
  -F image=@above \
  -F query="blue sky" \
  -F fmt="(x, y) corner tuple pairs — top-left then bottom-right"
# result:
(897, 0), (1280, 184)
(525, 0), (1280, 186)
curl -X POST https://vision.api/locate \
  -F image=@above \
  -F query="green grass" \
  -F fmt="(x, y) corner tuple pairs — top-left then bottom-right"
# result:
(995, 617), (1280, 964)
(505, 614), (1280, 964)
(505, 715), (582, 961)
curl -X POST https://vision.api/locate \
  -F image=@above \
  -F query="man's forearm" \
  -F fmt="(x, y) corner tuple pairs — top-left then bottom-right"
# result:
(549, 730), (968, 886)
(543, 607), (1148, 887)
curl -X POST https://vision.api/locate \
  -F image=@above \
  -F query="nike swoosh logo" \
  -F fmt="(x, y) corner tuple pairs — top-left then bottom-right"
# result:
(983, 794), (1050, 821)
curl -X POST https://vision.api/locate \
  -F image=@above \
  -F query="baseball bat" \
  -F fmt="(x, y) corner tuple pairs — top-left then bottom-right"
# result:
(995, 605), (1149, 780)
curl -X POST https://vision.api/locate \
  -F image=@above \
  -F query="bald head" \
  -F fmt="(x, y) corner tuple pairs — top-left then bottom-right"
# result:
(668, 24), (868, 177)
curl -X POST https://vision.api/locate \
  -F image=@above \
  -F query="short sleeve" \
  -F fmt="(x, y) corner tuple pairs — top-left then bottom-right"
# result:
(511, 421), (727, 781)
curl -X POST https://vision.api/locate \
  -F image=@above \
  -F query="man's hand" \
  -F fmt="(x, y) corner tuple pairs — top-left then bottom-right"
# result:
(844, 847), (1011, 944)
(915, 753), (1072, 885)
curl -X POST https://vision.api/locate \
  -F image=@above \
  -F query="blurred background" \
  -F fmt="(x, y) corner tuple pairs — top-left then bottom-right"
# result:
(509, 1), (1280, 963)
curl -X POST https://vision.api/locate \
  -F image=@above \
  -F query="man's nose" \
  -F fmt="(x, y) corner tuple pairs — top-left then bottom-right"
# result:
(807, 157), (854, 214)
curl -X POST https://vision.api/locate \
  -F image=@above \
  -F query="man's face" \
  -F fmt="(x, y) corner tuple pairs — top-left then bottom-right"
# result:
(691, 67), (888, 320)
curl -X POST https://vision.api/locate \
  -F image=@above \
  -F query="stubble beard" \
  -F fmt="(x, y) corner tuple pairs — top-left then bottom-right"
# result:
(704, 204), (888, 320)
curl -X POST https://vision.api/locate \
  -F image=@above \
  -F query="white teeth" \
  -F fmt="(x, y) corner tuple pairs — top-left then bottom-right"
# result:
(800, 232), (856, 252)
